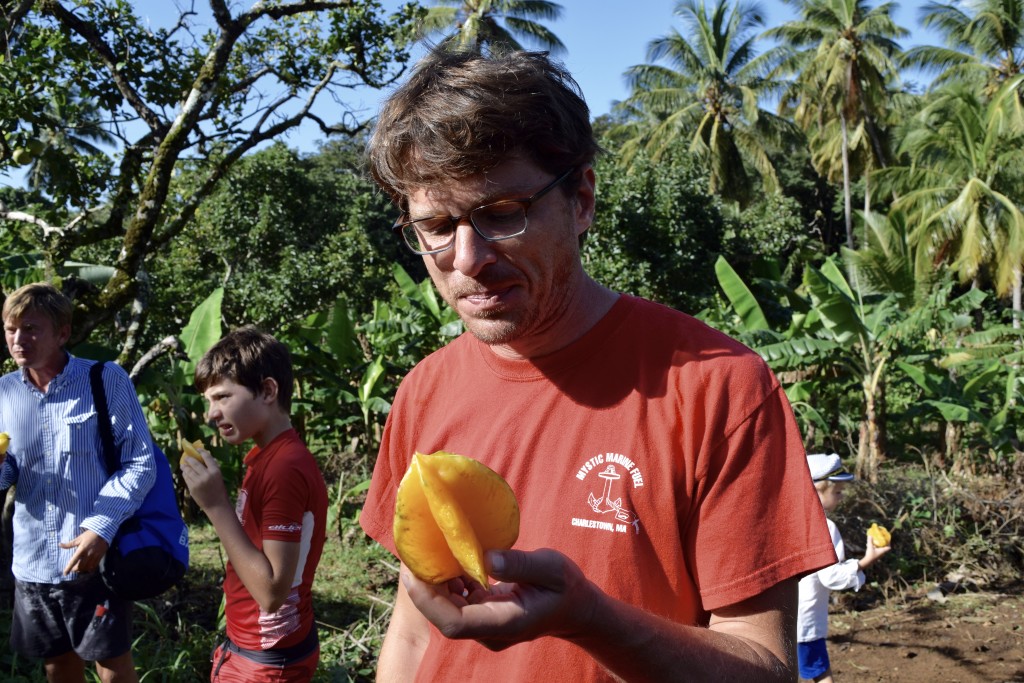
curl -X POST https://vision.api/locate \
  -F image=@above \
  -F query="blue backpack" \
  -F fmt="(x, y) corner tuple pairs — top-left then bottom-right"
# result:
(89, 361), (189, 600)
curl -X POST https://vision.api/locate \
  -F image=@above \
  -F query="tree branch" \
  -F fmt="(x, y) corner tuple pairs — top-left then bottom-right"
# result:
(129, 335), (180, 384)
(38, 0), (167, 136)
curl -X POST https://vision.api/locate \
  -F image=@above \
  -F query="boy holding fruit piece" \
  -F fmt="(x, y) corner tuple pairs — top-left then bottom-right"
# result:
(358, 47), (839, 682)
(180, 326), (327, 682)
(798, 453), (892, 682)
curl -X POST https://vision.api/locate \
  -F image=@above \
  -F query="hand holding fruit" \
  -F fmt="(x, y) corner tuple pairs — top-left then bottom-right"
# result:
(860, 523), (893, 569)
(401, 546), (597, 652)
(867, 522), (891, 548)
(179, 438), (228, 512)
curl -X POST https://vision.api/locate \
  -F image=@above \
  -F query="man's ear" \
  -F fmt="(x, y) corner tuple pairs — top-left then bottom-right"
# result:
(260, 377), (279, 404)
(57, 324), (71, 347)
(573, 164), (597, 238)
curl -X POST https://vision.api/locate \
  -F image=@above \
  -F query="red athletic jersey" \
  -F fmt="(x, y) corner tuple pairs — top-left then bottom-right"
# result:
(361, 295), (836, 682)
(224, 429), (328, 651)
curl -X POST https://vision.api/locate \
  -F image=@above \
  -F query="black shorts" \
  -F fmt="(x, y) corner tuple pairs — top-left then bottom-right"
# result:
(10, 575), (133, 662)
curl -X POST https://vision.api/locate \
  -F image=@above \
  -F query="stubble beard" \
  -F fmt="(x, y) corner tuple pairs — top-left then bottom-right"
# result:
(455, 248), (579, 348)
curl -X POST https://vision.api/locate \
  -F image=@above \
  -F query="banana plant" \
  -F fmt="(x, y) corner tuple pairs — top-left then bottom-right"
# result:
(897, 318), (1024, 469)
(716, 254), (906, 481)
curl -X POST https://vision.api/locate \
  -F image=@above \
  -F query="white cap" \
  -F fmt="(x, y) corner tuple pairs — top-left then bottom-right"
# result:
(807, 453), (854, 482)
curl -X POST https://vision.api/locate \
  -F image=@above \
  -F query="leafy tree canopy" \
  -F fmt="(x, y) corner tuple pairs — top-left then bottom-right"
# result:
(0, 0), (419, 363)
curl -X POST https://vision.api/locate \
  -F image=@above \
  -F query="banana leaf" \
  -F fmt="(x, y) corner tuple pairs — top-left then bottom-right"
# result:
(714, 256), (770, 331)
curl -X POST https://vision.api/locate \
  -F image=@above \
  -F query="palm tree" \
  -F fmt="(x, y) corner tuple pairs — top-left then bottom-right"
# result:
(902, 0), (1024, 96)
(413, 0), (565, 55)
(26, 90), (116, 203)
(614, 0), (794, 205)
(872, 76), (1024, 324)
(763, 0), (907, 249)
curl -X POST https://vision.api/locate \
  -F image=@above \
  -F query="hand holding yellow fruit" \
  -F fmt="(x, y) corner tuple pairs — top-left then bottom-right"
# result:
(178, 437), (206, 468)
(867, 522), (891, 548)
(394, 451), (519, 588)
(0, 432), (9, 457)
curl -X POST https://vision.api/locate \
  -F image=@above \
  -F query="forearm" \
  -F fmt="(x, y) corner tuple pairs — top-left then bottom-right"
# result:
(85, 435), (157, 539)
(567, 580), (796, 683)
(377, 581), (430, 682)
(205, 502), (291, 612)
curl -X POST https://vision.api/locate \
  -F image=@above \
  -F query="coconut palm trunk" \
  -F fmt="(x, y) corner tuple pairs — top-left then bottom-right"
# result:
(841, 111), (854, 250)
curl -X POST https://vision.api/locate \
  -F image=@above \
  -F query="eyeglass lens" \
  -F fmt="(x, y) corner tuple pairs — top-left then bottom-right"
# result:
(397, 167), (574, 255)
(402, 201), (528, 253)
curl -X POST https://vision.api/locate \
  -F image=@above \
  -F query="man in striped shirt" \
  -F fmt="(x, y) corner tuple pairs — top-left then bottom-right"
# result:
(0, 282), (155, 683)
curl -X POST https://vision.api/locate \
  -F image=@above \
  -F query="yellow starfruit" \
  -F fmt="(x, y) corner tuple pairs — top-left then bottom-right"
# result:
(867, 522), (891, 548)
(0, 432), (9, 456)
(394, 451), (519, 587)
(178, 437), (206, 468)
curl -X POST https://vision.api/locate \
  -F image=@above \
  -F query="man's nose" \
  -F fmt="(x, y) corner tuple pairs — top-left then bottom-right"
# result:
(448, 220), (497, 276)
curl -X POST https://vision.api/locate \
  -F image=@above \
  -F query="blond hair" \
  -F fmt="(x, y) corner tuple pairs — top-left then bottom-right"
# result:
(2, 282), (72, 330)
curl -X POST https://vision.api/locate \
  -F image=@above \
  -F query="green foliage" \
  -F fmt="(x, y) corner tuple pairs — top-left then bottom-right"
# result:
(714, 255), (770, 331)
(153, 142), (402, 338)
(729, 191), (817, 280)
(0, 0), (419, 356)
(613, 0), (795, 202)
(873, 77), (1024, 298)
(584, 148), (727, 314)
(414, 0), (566, 55)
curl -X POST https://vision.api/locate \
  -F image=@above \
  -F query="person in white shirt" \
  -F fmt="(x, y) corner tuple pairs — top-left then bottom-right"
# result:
(798, 453), (892, 682)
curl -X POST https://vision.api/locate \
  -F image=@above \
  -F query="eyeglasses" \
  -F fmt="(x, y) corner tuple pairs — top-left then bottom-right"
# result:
(393, 167), (576, 255)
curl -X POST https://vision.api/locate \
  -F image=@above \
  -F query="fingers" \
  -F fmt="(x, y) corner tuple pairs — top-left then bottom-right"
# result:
(59, 531), (107, 575)
(63, 544), (89, 575)
(200, 448), (220, 472)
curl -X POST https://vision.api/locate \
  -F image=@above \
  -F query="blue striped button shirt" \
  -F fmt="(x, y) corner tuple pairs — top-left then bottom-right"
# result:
(0, 355), (156, 583)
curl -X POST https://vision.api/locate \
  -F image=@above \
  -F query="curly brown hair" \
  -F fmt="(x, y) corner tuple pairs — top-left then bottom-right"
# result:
(368, 49), (601, 208)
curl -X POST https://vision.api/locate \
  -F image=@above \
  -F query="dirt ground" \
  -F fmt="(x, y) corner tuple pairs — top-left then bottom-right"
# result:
(824, 584), (1024, 682)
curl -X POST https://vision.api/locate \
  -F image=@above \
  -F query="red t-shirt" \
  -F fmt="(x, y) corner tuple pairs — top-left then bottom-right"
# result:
(225, 428), (328, 651)
(360, 295), (836, 682)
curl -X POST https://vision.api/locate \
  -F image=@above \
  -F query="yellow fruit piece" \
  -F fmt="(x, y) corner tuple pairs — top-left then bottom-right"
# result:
(868, 523), (891, 548)
(394, 451), (519, 587)
(0, 432), (9, 456)
(178, 438), (206, 468)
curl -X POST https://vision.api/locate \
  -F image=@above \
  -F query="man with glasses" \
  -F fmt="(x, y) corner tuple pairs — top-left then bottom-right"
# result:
(359, 48), (837, 682)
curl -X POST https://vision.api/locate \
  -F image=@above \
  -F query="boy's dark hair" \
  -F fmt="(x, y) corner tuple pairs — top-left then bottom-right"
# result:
(2, 282), (73, 331)
(367, 48), (601, 209)
(194, 326), (293, 412)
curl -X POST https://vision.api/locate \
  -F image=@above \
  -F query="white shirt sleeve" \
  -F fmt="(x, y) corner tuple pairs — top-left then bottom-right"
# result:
(816, 518), (865, 591)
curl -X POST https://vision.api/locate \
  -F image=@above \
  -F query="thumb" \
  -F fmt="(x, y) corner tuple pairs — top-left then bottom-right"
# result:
(487, 548), (567, 586)
(59, 538), (80, 550)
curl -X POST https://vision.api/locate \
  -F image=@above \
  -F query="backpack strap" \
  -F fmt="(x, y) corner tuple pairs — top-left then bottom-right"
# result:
(88, 361), (119, 476)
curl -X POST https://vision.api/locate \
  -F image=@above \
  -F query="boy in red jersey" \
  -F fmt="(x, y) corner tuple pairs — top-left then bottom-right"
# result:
(182, 326), (328, 682)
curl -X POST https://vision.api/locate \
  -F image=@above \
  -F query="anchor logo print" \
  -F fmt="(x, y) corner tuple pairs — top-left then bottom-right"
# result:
(587, 464), (638, 527)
